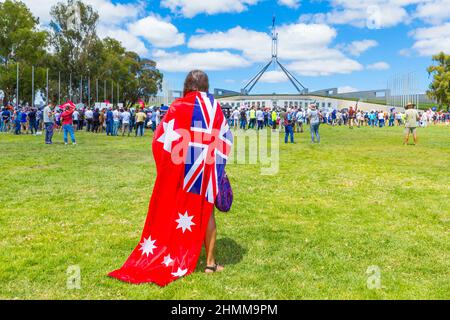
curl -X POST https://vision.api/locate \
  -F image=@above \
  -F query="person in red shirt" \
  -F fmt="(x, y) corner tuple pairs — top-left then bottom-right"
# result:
(60, 101), (77, 145)
(348, 103), (358, 129)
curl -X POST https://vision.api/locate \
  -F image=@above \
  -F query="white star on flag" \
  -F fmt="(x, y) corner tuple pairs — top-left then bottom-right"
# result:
(157, 119), (181, 153)
(139, 236), (157, 257)
(162, 254), (174, 267)
(171, 267), (188, 278)
(175, 211), (196, 233)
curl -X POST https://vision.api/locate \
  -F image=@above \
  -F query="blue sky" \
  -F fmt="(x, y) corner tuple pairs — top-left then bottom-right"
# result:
(11, 0), (450, 94)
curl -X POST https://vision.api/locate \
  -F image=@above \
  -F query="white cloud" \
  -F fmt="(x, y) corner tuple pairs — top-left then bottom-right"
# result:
(6, 0), (143, 26)
(97, 25), (149, 56)
(298, 0), (431, 29)
(188, 23), (363, 76)
(153, 50), (251, 72)
(189, 26), (271, 62)
(343, 40), (378, 56)
(410, 22), (450, 56)
(414, 0), (450, 25)
(278, 0), (301, 9)
(288, 55), (363, 76)
(338, 86), (359, 94)
(367, 61), (390, 70)
(128, 16), (185, 48)
(260, 71), (289, 83)
(160, 0), (260, 18)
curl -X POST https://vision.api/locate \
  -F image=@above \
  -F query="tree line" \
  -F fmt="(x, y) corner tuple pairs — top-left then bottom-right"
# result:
(0, 0), (163, 108)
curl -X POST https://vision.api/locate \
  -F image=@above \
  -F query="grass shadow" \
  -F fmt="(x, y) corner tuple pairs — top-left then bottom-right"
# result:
(196, 237), (247, 272)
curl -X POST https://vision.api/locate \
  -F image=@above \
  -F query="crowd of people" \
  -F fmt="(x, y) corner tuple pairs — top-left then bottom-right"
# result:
(1, 100), (449, 146)
(224, 103), (450, 144)
(0, 102), (167, 144)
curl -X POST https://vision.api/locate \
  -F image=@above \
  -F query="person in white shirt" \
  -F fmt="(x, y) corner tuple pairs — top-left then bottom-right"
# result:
(85, 108), (94, 132)
(72, 109), (80, 130)
(121, 109), (131, 136)
(232, 108), (239, 130)
(378, 111), (385, 128)
(256, 108), (264, 130)
(155, 109), (161, 126)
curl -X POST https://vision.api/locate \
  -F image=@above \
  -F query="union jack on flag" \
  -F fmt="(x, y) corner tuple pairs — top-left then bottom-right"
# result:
(183, 92), (233, 203)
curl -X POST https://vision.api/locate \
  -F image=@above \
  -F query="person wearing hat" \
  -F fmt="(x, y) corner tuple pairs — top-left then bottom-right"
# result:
(404, 102), (420, 145)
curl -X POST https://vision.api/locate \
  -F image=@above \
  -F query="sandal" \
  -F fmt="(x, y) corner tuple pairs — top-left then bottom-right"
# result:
(205, 264), (224, 273)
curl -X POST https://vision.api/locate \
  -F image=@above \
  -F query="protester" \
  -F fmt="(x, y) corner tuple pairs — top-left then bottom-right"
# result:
(93, 108), (100, 133)
(106, 107), (114, 136)
(256, 107), (264, 130)
(284, 109), (294, 144)
(1, 107), (11, 132)
(308, 103), (322, 144)
(239, 108), (247, 130)
(348, 105), (357, 129)
(232, 108), (239, 130)
(73, 108), (80, 130)
(404, 102), (420, 146)
(109, 70), (233, 286)
(113, 107), (120, 136)
(60, 102), (77, 145)
(121, 108), (131, 137)
(43, 103), (55, 144)
(28, 108), (38, 135)
(14, 109), (21, 135)
(135, 108), (146, 137)
(249, 107), (256, 129)
(85, 108), (94, 132)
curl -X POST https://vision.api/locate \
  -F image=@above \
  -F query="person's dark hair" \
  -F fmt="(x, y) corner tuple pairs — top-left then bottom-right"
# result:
(183, 70), (209, 96)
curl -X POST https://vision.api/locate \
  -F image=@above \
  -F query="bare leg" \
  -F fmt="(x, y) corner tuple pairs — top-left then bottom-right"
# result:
(413, 132), (418, 145)
(404, 133), (410, 145)
(204, 213), (224, 273)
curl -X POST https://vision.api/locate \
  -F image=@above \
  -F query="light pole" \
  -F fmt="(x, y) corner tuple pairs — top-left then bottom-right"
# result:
(31, 66), (35, 109)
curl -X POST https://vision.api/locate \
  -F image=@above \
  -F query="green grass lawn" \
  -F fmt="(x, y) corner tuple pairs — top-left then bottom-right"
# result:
(0, 125), (449, 300)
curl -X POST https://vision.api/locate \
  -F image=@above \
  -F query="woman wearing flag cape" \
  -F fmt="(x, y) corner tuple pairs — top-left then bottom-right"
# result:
(109, 70), (233, 286)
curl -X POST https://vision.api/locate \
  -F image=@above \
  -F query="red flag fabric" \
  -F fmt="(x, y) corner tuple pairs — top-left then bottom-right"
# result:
(138, 99), (145, 109)
(109, 91), (233, 286)
(59, 101), (76, 110)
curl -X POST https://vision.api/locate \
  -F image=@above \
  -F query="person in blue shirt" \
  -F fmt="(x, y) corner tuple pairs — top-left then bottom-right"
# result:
(1, 107), (11, 132)
(14, 109), (22, 135)
(150, 108), (157, 132)
(20, 109), (28, 133)
(284, 109), (294, 144)
(106, 107), (114, 136)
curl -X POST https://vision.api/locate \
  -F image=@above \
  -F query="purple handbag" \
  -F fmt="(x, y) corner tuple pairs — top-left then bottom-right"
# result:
(215, 172), (233, 212)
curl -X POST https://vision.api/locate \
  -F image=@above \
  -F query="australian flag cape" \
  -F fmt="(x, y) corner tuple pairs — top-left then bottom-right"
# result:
(109, 91), (233, 286)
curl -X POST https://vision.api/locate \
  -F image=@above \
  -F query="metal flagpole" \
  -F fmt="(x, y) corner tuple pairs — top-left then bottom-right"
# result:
(96, 79), (99, 103)
(111, 80), (114, 105)
(117, 82), (119, 106)
(104, 80), (106, 102)
(80, 76), (83, 104)
(46, 68), (49, 105)
(88, 77), (91, 107)
(69, 73), (72, 101)
(58, 71), (61, 105)
(32, 66), (35, 109)
(16, 63), (19, 108)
